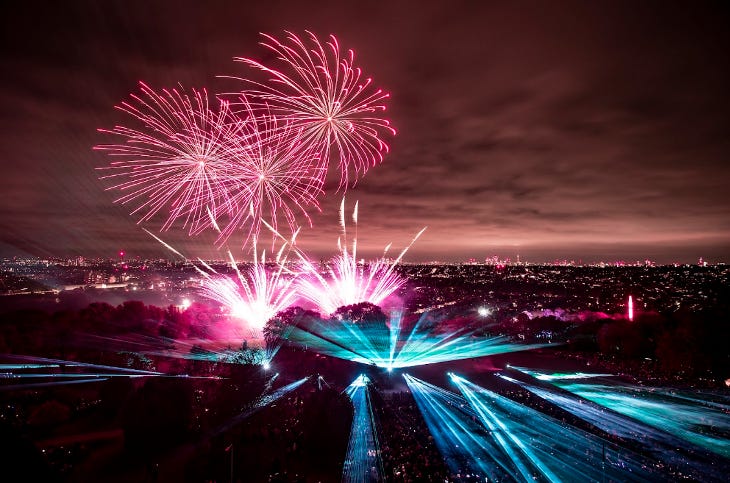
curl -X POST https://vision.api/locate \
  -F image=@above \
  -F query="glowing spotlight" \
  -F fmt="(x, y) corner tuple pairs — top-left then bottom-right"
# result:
(180, 298), (191, 310)
(262, 361), (271, 370)
(477, 306), (491, 317)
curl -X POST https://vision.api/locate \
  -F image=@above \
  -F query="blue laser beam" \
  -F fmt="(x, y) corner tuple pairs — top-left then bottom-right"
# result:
(512, 367), (730, 459)
(502, 370), (730, 482)
(282, 310), (548, 369)
(212, 376), (309, 435)
(451, 373), (661, 482)
(403, 374), (521, 481)
(342, 375), (384, 483)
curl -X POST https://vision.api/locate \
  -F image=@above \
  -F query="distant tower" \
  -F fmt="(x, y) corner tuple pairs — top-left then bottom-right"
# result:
(628, 295), (634, 321)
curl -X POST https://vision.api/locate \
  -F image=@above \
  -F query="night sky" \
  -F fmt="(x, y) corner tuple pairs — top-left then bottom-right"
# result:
(1, 1), (729, 263)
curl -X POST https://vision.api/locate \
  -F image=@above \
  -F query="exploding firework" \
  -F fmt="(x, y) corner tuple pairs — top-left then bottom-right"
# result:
(199, 240), (300, 336)
(199, 255), (297, 335)
(97, 83), (327, 246)
(213, 94), (325, 246)
(95, 82), (245, 235)
(230, 31), (395, 187)
(295, 199), (425, 315)
(144, 228), (298, 337)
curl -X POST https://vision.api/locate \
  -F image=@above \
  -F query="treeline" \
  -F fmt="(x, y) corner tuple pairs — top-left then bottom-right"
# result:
(502, 307), (729, 382)
(0, 300), (224, 357)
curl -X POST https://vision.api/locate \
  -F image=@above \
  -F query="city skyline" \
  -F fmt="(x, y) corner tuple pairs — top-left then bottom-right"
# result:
(1, 1), (729, 263)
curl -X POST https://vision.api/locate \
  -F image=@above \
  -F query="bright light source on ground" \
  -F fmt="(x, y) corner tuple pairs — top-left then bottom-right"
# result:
(478, 306), (490, 317)
(181, 298), (191, 310)
(262, 362), (270, 370)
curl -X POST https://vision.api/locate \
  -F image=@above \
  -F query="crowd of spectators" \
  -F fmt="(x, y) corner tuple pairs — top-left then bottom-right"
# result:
(371, 389), (449, 482)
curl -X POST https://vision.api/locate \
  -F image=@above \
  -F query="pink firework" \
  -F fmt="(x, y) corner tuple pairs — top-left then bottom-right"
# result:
(143, 228), (297, 335)
(97, 83), (326, 246)
(199, 245), (298, 334)
(295, 200), (425, 315)
(214, 94), (325, 247)
(231, 31), (395, 187)
(95, 82), (244, 235)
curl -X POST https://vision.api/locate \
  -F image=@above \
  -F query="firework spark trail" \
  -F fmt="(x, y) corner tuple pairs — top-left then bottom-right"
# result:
(295, 199), (426, 315)
(96, 82), (245, 235)
(229, 31), (395, 188)
(213, 94), (325, 246)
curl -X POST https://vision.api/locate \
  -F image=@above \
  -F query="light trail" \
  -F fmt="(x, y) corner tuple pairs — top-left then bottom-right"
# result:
(451, 374), (659, 482)
(295, 199), (425, 315)
(1, 354), (162, 375)
(0, 354), (219, 391)
(282, 310), (549, 369)
(550, 379), (730, 459)
(145, 227), (299, 341)
(403, 374), (520, 481)
(628, 295), (634, 321)
(510, 367), (730, 458)
(509, 366), (615, 381)
(503, 369), (730, 481)
(342, 375), (384, 483)
(212, 376), (309, 435)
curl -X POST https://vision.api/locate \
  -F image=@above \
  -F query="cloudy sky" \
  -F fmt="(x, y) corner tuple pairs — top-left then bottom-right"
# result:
(1, 1), (728, 263)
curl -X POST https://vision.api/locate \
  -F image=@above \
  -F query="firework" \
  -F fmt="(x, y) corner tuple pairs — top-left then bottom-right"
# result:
(214, 94), (325, 246)
(143, 227), (298, 336)
(295, 199), (425, 315)
(97, 83), (327, 246)
(95, 82), (244, 235)
(198, 241), (299, 336)
(230, 31), (395, 187)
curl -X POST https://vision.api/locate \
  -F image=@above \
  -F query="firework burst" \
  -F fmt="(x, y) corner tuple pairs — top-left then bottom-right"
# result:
(95, 82), (244, 235)
(143, 228), (298, 336)
(214, 94), (325, 247)
(295, 199), (425, 315)
(97, 83), (327, 246)
(199, 242), (299, 335)
(230, 31), (395, 188)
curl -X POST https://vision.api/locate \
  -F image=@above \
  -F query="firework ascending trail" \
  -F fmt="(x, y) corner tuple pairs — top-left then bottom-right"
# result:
(295, 199), (426, 315)
(230, 31), (396, 188)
